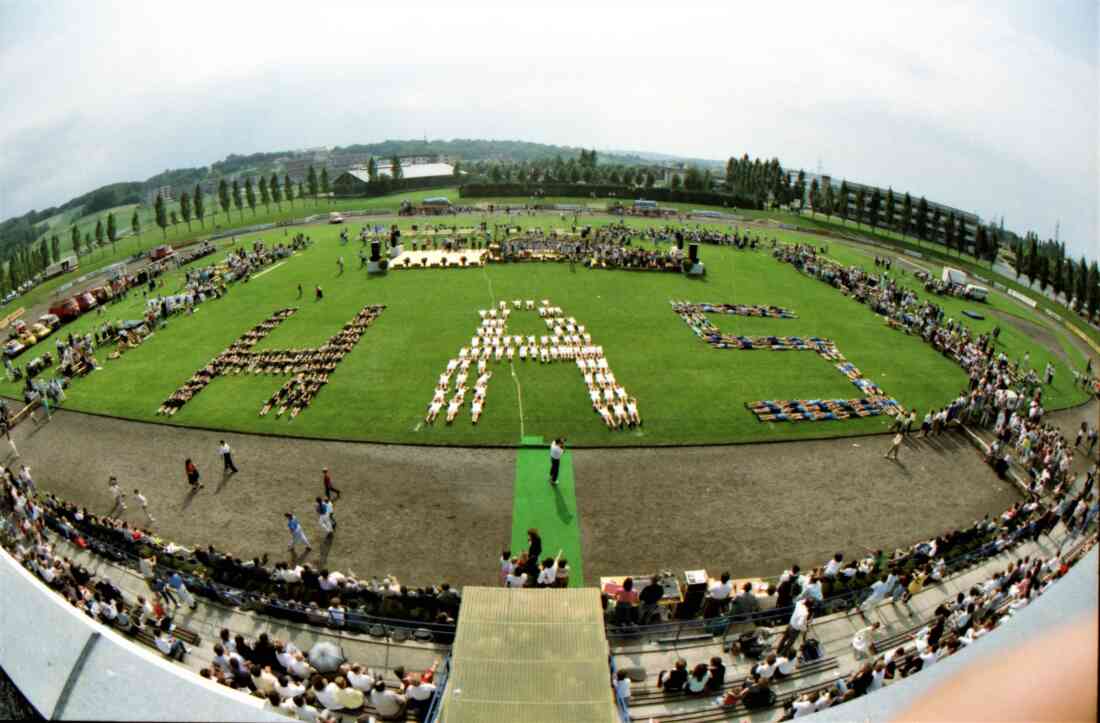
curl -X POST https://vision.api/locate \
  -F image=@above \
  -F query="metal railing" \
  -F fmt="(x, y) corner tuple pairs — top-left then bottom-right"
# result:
(422, 655), (452, 723)
(608, 654), (631, 722)
(42, 513), (460, 642)
(603, 531), (1042, 645)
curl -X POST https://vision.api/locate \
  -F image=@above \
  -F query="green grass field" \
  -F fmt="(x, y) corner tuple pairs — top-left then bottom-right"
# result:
(5, 214), (1089, 447)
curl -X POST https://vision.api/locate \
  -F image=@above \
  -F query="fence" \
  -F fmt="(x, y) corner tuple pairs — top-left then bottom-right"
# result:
(422, 655), (451, 722)
(603, 532), (1046, 645)
(608, 655), (631, 722)
(43, 514), (460, 644)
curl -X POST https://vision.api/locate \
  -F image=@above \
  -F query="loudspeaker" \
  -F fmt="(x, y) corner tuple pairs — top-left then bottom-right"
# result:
(689, 243), (699, 263)
(675, 230), (684, 250)
(678, 569), (708, 620)
(370, 241), (381, 262)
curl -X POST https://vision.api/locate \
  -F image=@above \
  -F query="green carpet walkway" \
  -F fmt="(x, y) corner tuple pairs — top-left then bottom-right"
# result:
(511, 437), (584, 586)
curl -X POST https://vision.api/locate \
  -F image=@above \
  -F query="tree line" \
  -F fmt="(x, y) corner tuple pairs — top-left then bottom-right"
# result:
(1008, 233), (1100, 320)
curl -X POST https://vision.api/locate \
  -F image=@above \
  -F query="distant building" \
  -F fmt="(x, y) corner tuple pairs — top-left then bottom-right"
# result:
(331, 161), (456, 196)
(147, 185), (173, 204)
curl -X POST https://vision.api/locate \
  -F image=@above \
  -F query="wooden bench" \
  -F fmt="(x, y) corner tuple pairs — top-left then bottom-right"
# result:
(124, 619), (202, 652)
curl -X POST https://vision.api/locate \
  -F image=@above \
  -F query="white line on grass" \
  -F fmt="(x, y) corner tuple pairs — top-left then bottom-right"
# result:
(481, 266), (526, 439)
(251, 261), (287, 279)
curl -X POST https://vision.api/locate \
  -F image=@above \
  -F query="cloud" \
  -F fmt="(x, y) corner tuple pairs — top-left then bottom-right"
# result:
(0, 1), (1095, 257)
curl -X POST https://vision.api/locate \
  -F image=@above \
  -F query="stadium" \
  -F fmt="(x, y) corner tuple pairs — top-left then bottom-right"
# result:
(1, 5), (1098, 723)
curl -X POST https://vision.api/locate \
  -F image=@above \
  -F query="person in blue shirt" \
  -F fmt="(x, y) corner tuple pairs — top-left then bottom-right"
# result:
(285, 513), (311, 553)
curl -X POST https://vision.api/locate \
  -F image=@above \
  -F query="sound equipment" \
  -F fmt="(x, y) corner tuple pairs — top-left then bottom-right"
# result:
(689, 243), (699, 263)
(675, 230), (684, 250)
(370, 241), (381, 262)
(678, 569), (708, 619)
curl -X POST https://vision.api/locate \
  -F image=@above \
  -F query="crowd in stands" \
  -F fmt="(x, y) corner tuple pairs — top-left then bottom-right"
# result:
(1, 473), (461, 629)
(0, 474), (447, 720)
(619, 509), (1096, 717)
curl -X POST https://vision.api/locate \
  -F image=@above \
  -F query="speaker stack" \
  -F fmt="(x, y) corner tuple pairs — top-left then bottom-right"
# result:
(678, 569), (708, 620)
(689, 243), (699, 263)
(367, 241), (385, 274)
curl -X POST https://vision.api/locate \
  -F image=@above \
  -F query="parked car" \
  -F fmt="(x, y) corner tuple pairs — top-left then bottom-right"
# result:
(3, 340), (26, 358)
(75, 292), (96, 312)
(38, 313), (61, 330)
(149, 244), (175, 261)
(90, 285), (114, 304)
(48, 298), (81, 322)
(329, 212), (345, 224)
(30, 322), (53, 339)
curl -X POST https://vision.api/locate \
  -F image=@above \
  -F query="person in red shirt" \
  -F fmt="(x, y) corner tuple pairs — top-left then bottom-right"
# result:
(185, 458), (203, 490)
(322, 468), (341, 500)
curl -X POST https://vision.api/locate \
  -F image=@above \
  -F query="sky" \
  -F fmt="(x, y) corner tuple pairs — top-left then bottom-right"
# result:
(0, 0), (1097, 259)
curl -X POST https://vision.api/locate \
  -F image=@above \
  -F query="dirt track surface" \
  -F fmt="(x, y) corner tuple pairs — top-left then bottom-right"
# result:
(12, 409), (514, 588)
(573, 429), (1021, 581)
(8, 404), (1035, 588)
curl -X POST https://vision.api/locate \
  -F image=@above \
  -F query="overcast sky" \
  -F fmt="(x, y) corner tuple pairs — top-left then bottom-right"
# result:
(1, 1), (1096, 258)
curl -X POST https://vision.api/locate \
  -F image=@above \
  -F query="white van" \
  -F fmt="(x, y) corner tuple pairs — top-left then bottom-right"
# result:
(965, 284), (989, 302)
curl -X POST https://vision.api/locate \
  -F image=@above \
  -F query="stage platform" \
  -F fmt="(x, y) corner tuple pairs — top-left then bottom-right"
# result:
(438, 587), (618, 723)
(389, 248), (489, 269)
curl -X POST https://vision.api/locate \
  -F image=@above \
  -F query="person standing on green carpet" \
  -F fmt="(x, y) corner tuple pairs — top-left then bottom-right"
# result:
(549, 438), (565, 486)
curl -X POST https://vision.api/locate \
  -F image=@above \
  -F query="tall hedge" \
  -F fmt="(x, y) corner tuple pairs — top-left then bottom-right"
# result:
(459, 183), (761, 209)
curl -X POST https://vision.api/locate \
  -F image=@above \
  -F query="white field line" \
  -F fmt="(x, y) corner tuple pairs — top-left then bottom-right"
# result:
(251, 260), (287, 279)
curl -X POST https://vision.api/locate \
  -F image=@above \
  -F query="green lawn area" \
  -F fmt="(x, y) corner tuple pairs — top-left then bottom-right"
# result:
(4, 214), (1088, 447)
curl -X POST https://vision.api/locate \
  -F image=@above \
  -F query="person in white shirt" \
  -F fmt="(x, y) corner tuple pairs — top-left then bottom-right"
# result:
(287, 652), (313, 680)
(790, 693), (817, 718)
(133, 489), (155, 523)
(505, 569), (528, 588)
(212, 644), (238, 674)
(537, 554), (561, 587)
(406, 673), (437, 717)
(292, 694), (320, 723)
(219, 440), (239, 474)
(276, 674), (306, 700)
(275, 641), (299, 671)
(262, 692), (292, 718)
(108, 477), (127, 511)
(369, 680), (407, 719)
(155, 631), (187, 661)
(919, 644), (939, 669)
(613, 670), (631, 701)
(823, 553), (843, 579)
(851, 622), (881, 658)
(252, 665), (279, 694)
(312, 677), (343, 711)
(345, 665), (375, 692)
(753, 654), (779, 680)
(549, 438), (565, 485)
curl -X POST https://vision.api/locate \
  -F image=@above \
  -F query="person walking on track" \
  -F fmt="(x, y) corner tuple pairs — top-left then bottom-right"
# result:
(134, 489), (156, 523)
(549, 438), (565, 486)
(185, 458), (203, 490)
(884, 432), (903, 461)
(109, 476), (127, 511)
(219, 440), (239, 474)
(286, 513), (312, 553)
(323, 467), (341, 500)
